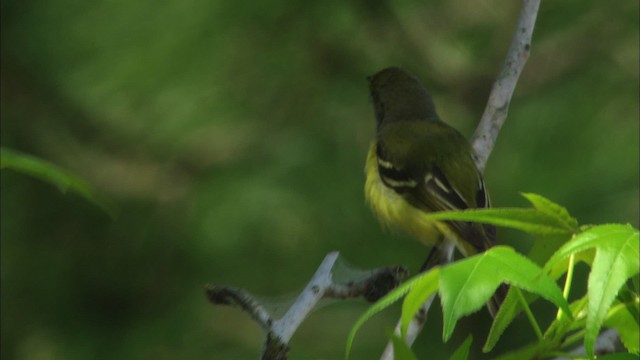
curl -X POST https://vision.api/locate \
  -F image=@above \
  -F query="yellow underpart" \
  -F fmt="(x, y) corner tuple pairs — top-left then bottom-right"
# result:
(364, 142), (474, 255)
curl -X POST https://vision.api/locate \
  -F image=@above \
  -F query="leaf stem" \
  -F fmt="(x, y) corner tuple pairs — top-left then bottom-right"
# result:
(547, 351), (583, 359)
(514, 287), (543, 340)
(557, 254), (575, 321)
(561, 329), (586, 348)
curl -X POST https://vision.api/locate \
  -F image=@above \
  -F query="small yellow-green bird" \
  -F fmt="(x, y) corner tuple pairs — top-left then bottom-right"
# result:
(364, 67), (504, 316)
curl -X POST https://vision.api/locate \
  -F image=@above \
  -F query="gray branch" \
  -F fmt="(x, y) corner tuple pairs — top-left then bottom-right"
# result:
(206, 252), (408, 360)
(471, 0), (541, 173)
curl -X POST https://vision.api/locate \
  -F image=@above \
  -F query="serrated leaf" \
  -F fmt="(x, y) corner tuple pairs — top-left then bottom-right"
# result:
(521, 193), (579, 232)
(545, 224), (639, 358)
(449, 335), (473, 360)
(1, 147), (117, 217)
(596, 353), (639, 360)
(426, 208), (573, 235)
(493, 341), (549, 360)
(545, 249), (596, 282)
(566, 295), (590, 331)
(527, 234), (574, 266)
(387, 330), (418, 360)
(484, 288), (521, 352)
(400, 268), (439, 338)
(615, 286), (639, 327)
(345, 271), (436, 359)
(439, 246), (570, 342)
(604, 300), (640, 354)
(484, 233), (573, 352)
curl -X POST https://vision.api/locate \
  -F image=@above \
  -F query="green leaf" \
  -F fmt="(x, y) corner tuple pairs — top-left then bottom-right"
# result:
(596, 353), (639, 360)
(615, 286), (640, 328)
(425, 208), (574, 235)
(484, 288), (522, 352)
(486, 228), (592, 351)
(545, 249), (596, 283)
(449, 335), (473, 360)
(1, 147), (117, 217)
(527, 234), (574, 266)
(493, 341), (549, 360)
(566, 295), (590, 331)
(604, 300), (640, 354)
(521, 193), (579, 233)
(387, 330), (418, 360)
(484, 233), (573, 352)
(439, 246), (570, 342)
(345, 271), (436, 359)
(545, 224), (639, 357)
(541, 296), (589, 351)
(400, 268), (439, 338)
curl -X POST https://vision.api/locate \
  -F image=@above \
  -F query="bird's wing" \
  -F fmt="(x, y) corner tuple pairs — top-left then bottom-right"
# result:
(375, 142), (495, 253)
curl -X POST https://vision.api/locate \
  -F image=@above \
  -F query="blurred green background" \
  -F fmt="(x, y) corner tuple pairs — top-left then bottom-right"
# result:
(1, 0), (638, 359)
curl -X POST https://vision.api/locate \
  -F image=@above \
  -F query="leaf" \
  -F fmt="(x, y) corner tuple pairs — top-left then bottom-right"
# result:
(439, 246), (570, 342)
(596, 353), (639, 360)
(345, 271), (437, 359)
(493, 341), (549, 360)
(425, 208), (574, 235)
(484, 199), (578, 351)
(400, 268), (439, 338)
(541, 296), (589, 349)
(484, 288), (522, 352)
(545, 224), (639, 357)
(527, 234), (574, 266)
(566, 295), (590, 331)
(484, 233), (574, 351)
(604, 300), (640, 354)
(387, 330), (418, 360)
(449, 335), (473, 360)
(521, 193), (579, 233)
(1, 147), (117, 217)
(615, 286), (640, 328)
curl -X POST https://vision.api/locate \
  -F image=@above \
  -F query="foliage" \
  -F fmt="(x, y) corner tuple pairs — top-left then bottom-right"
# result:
(1, 147), (117, 217)
(347, 194), (639, 359)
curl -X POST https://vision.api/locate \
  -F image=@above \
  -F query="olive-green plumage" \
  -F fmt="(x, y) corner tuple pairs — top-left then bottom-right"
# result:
(364, 67), (503, 315)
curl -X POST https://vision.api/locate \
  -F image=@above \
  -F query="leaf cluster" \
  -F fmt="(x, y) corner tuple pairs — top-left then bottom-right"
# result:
(347, 194), (639, 359)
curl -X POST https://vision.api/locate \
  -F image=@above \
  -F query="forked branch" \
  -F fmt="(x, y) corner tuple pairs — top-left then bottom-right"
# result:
(206, 252), (408, 360)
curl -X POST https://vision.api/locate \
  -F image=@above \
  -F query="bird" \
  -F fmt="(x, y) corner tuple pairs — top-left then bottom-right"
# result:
(364, 66), (504, 316)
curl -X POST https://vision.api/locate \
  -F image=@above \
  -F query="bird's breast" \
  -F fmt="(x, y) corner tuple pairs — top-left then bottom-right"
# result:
(364, 143), (444, 246)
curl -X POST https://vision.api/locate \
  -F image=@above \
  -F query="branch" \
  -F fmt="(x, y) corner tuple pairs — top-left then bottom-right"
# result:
(381, 0), (541, 358)
(206, 252), (409, 360)
(471, 0), (541, 173)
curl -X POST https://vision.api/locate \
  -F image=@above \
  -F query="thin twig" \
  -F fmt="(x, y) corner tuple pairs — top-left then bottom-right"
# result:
(471, 0), (541, 173)
(206, 252), (409, 360)
(326, 265), (410, 302)
(271, 252), (340, 343)
(205, 286), (274, 331)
